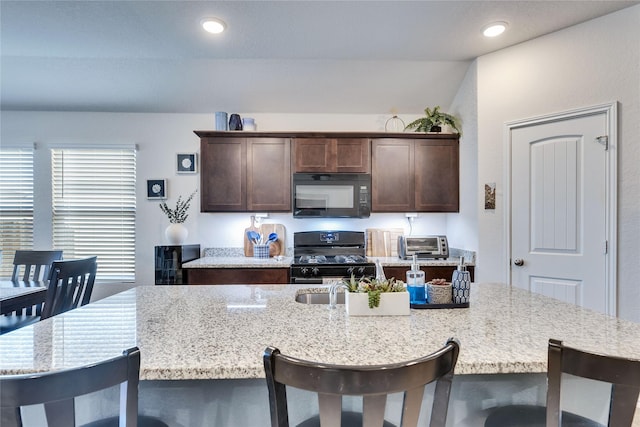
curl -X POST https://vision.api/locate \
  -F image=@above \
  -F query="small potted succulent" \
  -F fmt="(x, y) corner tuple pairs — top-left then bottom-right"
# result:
(342, 275), (409, 316)
(405, 106), (461, 134)
(159, 190), (197, 244)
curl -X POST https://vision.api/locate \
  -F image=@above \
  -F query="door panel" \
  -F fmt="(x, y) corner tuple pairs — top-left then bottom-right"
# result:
(530, 276), (582, 306)
(511, 113), (607, 313)
(530, 137), (579, 252)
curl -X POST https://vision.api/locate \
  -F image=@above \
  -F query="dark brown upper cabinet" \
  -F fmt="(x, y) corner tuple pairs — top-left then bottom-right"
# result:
(195, 131), (458, 214)
(293, 138), (370, 173)
(198, 134), (291, 212)
(372, 136), (459, 212)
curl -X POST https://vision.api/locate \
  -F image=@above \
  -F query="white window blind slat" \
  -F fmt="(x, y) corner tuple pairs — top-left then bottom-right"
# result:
(52, 148), (136, 281)
(0, 148), (34, 276)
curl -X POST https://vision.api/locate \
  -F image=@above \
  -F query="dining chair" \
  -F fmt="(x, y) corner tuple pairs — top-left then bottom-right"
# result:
(264, 337), (460, 427)
(11, 250), (63, 282)
(40, 256), (97, 320)
(1, 256), (98, 334)
(484, 338), (640, 427)
(0, 346), (168, 427)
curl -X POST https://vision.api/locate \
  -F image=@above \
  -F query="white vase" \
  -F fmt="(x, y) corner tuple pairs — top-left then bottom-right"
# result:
(165, 223), (188, 245)
(346, 292), (410, 316)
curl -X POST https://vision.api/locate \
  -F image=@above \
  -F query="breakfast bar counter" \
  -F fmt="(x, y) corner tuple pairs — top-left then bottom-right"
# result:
(3, 283), (640, 379)
(2, 283), (639, 426)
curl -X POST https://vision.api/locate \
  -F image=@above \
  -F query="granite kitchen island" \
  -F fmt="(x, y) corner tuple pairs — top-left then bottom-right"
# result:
(2, 283), (639, 426)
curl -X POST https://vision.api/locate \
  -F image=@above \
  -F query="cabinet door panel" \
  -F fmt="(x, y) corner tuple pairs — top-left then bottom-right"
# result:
(372, 139), (414, 211)
(293, 138), (369, 173)
(415, 140), (459, 212)
(293, 138), (336, 172)
(247, 138), (291, 211)
(187, 268), (289, 285)
(336, 138), (370, 173)
(200, 138), (246, 211)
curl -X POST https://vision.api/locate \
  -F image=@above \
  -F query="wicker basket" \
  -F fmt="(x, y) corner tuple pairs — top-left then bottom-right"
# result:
(427, 283), (452, 304)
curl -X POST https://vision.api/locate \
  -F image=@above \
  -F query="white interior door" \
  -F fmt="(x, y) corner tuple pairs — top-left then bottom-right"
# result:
(509, 108), (615, 314)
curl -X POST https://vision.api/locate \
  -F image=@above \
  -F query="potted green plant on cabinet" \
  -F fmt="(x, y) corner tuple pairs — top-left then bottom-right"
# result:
(405, 106), (461, 134)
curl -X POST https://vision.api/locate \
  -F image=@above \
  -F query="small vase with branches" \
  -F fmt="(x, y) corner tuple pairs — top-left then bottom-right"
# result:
(160, 190), (197, 245)
(159, 190), (197, 224)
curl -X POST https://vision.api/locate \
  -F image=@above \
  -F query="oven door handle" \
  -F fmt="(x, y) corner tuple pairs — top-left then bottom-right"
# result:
(290, 277), (346, 285)
(290, 277), (324, 285)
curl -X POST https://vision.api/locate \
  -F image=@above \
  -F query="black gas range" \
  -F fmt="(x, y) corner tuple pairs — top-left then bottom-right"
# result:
(290, 231), (376, 284)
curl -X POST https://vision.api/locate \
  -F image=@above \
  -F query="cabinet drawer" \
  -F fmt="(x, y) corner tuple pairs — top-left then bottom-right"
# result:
(186, 268), (289, 285)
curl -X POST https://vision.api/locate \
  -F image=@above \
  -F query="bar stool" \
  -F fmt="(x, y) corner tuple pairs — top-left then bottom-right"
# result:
(484, 338), (640, 427)
(264, 337), (460, 427)
(0, 347), (168, 427)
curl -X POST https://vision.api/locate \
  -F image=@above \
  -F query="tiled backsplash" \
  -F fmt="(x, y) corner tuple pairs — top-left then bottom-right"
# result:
(203, 247), (475, 264)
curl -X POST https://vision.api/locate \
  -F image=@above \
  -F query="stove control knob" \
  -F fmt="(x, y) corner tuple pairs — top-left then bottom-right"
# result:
(357, 266), (366, 275)
(301, 267), (309, 276)
(346, 267), (355, 276)
(312, 267), (320, 276)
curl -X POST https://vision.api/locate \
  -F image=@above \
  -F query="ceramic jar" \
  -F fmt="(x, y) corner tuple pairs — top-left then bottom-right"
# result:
(165, 223), (188, 245)
(242, 118), (256, 131)
(427, 282), (452, 304)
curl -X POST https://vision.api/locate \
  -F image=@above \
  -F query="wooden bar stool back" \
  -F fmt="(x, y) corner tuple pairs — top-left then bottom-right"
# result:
(0, 347), (168, 427)
(484, 338), (640, 427)
(264, 337), (460, 427)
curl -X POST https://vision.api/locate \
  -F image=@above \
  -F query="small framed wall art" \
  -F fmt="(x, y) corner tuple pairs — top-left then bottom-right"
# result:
(176, 153), (197, 174)
(147, 179), (167, 200)
(484, 182), (496, 210)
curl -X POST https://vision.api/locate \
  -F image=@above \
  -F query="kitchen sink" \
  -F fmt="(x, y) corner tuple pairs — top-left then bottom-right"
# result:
(295, 292), (345, 304)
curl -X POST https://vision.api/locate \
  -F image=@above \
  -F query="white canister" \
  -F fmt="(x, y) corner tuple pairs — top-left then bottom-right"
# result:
(242, 118), (256, 131)
(215, 112), (228, 130)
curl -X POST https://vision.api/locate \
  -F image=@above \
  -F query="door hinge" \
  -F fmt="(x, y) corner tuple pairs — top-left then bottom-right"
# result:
(596, 135), (609, 151)
(604, 240), (608, 254)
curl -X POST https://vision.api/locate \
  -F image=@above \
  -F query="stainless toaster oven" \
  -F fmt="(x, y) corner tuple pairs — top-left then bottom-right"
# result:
(397, 235), (449, 259)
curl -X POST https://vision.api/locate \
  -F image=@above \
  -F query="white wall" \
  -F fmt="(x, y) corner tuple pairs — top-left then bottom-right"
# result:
(475, 5), (640, 322)
(447, 62), (479, 255)
(1, 111), (452, 285)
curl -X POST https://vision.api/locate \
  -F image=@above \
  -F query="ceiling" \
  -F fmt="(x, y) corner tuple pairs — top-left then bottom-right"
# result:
(1, 0), (638, 114)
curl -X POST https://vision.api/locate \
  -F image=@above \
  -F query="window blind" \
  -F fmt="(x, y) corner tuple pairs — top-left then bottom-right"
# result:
(52, 148), (136, 281)
(0, 148), (34, 277)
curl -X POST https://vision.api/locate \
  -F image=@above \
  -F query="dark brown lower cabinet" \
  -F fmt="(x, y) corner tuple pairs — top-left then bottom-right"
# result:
(382, 266), (474, 283)
(186, 268), (289, 285)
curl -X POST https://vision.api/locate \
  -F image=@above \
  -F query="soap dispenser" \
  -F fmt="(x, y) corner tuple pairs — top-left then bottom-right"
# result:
(452, 256), (471, 304)
(406, 254), (426, 304)
(375, 259), (386, 281)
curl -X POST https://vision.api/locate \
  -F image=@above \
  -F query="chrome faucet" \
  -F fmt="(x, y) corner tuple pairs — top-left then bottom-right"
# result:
(328, 281), (349, 309)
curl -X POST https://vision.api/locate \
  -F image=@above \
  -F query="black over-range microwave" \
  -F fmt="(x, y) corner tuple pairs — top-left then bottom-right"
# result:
(292, 173), (371, 218)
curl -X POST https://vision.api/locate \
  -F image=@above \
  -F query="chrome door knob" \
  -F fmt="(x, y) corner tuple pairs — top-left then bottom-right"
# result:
(513, 258), (525, 266)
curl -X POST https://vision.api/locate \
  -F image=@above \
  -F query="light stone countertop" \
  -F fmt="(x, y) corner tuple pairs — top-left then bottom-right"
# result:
(367, 256), (473, 267)
(1, 283), (639, 381)
(183, 256), (472, 268)
(183, 256), (293, 268)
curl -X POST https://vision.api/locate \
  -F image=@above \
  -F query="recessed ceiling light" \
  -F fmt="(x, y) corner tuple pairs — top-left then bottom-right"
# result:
(483, 22), (508, 38)
(201, 18), (226, 34)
